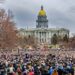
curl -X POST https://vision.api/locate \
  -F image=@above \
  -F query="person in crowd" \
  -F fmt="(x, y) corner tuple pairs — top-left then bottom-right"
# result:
(7, 64), (15, 75)
(48, 66), (54, 75)
(17, 64), (22, 75)
(28, 69), (34, 75)
(0, 49), (75, 75)
(52, 69), (58, 75)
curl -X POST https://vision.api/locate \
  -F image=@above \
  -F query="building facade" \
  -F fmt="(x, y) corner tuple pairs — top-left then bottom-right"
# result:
(18, 6), (69, 44)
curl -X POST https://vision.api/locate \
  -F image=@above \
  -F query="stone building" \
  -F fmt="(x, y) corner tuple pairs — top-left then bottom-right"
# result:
(18, 6), (69, 44)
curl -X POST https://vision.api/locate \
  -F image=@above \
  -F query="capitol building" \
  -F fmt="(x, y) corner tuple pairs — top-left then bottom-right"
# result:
(18, 6), (69, 44)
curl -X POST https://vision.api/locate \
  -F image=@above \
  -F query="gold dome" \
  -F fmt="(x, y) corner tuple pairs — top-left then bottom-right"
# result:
(38, 6), (46, 16)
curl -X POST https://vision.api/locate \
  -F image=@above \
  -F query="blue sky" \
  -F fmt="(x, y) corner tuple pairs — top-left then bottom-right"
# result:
(0, 0), (75, 35)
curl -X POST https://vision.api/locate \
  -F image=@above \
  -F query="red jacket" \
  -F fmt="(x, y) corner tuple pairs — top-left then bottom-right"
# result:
(28, 71), (34, 75)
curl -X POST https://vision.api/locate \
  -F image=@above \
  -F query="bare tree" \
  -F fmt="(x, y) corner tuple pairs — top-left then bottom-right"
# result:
(0, 8), (17, 49)
(69, 36), (75, 49)
(18, 35), (37, 48)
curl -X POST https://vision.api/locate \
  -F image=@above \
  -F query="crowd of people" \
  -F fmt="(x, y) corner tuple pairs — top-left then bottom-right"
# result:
(0, 49), (75, 75)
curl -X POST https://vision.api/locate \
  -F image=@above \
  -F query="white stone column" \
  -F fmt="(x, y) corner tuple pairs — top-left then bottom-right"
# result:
(48, 31), (51, 44)
(41, 32), (42, 43)
(45, 32), (46, 43)
(38, 32), (40, 43)
(48, 32), (49, 43)
(38, 31), (40, 43)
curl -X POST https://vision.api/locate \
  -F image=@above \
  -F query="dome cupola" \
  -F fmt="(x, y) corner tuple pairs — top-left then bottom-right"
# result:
(38, 6), (46, 16)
